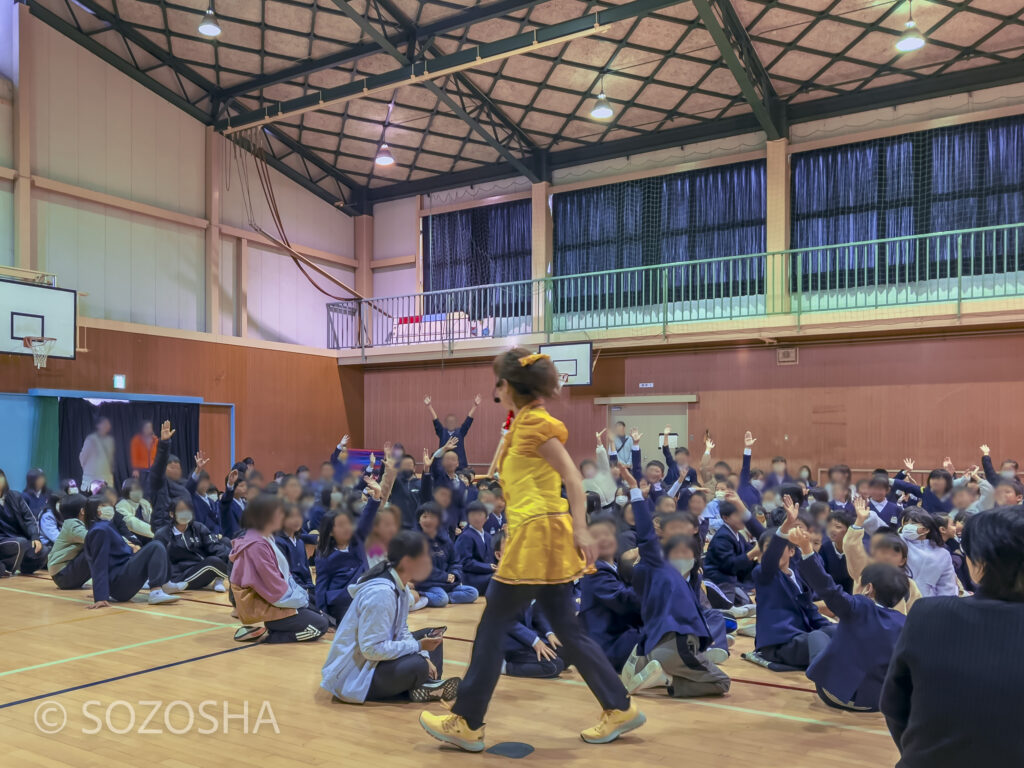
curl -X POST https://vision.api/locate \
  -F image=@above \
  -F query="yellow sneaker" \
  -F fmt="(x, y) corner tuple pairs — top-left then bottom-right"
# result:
(419, 711), (485, 753)
(580, 700), (646, 744)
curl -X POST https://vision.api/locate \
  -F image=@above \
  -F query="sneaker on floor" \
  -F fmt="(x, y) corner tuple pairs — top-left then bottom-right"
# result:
(624, 659), (670, 694)
(213, 580), (227, 593)
(410, 595), (429, 612)
(147, 589), (180, 605)
(162, 581), (189, 594)
(727, 634), (736, 648)
(234, 625), (268, 643)
(737, 624), (757, 637)
(580, 700), (647, 744)
(410, 677), (461, 703)
(419, 712), (485, 753)
(707, 647), (730, 665)
(142, 580), (150, 589)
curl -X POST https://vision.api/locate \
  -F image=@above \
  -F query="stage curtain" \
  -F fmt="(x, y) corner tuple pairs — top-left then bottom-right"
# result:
(58, 397), (200, 490)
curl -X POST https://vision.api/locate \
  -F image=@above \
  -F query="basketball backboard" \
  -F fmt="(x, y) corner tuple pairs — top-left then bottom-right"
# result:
(539, 341), (592, 386)
(0, 277), (77, 361)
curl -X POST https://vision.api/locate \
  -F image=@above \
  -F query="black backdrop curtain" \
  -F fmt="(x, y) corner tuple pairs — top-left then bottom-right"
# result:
(58, 398), (199, 489)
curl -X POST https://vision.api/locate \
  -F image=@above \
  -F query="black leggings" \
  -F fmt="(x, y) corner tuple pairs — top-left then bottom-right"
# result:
(0, 536), (47, 575)
(107, 541), (170, 602)
(451, 580), (629, 730)
(366, 628), (445, 700)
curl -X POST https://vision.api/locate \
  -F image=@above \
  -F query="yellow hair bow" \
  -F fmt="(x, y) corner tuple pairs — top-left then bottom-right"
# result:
(518, 352), (550, 367)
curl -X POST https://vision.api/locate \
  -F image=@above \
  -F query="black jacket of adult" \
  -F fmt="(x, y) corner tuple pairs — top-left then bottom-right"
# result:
(154, 520), (228, 581)
(880, 594), (1024, 767)
(0, 490), (40, 541)
(148, 439), (196, 531)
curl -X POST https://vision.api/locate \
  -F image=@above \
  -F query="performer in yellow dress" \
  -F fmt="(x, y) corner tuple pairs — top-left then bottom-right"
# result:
(419, 348), (645, 752)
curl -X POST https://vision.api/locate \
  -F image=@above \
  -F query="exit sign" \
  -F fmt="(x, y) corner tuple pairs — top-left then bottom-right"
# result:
(638, 382), (654, 389)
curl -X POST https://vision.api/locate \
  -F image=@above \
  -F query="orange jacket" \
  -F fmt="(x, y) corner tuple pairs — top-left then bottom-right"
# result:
(130, 434), (158, 471)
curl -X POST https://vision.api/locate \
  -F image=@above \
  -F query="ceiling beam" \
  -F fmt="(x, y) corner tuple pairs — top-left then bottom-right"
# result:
(691, 0), (786, 140)
(368, 113), (763, 203)
(323, 0), (542, 183)
(217, 0), (543, 100)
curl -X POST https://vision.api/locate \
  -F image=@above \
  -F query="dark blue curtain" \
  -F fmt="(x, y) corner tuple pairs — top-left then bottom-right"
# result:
(552, 160), (766, 310)
(792, 114), (1024, 288)
(422, 199), (532, 318)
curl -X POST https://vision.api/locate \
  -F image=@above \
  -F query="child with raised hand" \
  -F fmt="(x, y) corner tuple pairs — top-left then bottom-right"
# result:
(750, 495), (835, 670)
(890, 458), (954, 514)
(661, 425), (697, 488)
(846, 498), (923, 613)
(619, 464), (730, 698)
(275, 503), (316, 602)
(787, 524), (908, 712)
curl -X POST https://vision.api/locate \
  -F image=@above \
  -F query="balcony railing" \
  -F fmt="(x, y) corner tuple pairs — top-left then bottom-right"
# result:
(328, 222), (1024, 350)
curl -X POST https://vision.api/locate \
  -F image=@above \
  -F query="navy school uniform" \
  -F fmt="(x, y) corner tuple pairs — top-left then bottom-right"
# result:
(483, 511), (505, 537)
(868, 499), (903, 529)
(579, 559), (643, 670)
(702, 518), (763, 594)
(83, 520), (132, 601)
(192, 492), (220, 536)
(219, 486), (246, 539)
(420, 463), (467, 535)
(752, 532), (832, 653)
(819, 539), (854, 594)
(313, 497), (378, 623)
(415, 529), (464, 593)
(738, 450), (762, 509)
(275, 531), (317, 599)
(800, 552), (906, 710)
(890, 477), (952, 514)
(433, 416), (473, 469)
(662, 445), (698, 488)
(504, 601), (566, 678)
(630, 448), (665, 501)
(829, 499), (856, 517)
(628, 489), (711, 655)
(763, 471), (795, 492)
(453, 525), (494, 593)
(304, 503), (329, 536)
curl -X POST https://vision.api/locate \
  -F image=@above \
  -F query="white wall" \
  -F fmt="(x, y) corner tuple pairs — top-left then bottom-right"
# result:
(245, 245), (354, 347)
(7, 14), (356, 345)
(372, 197), (419, 297)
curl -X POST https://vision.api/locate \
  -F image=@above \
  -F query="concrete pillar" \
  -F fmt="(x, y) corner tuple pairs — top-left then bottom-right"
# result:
(531, 181), (552, 334)
(765, 138), (791, 314)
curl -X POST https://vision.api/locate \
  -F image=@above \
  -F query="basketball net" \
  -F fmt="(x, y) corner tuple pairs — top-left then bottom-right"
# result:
(24, 337), (55, 369)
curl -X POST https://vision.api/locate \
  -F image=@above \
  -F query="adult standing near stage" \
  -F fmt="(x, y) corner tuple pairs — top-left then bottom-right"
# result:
(419, 349), (644, 752)
(424, 393), (481, 470)
(79, 416), (115, 489)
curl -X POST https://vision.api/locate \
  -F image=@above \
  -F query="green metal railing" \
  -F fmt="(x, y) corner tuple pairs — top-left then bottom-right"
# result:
(327, 222), (1024, 350)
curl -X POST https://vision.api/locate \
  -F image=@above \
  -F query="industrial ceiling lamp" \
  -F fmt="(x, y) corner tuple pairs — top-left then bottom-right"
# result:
(895, 0), (925, 53)
(375, 143), (395, 166)
(198, 5), (221, 37)
(590, 76), (613, 120)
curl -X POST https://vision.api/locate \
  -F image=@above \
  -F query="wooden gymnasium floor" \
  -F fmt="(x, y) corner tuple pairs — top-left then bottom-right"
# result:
(1, 577), (898, 767)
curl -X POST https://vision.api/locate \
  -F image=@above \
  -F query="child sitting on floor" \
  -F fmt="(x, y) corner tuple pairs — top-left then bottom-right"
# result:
(275, 502), (317, 602)
(749, 496), (836, 671)
(453, 501), (495, 595)
(789, 524), (908, 712)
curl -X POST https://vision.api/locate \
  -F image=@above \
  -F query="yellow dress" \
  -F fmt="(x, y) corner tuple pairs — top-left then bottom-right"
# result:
(493, 404), (586, 585)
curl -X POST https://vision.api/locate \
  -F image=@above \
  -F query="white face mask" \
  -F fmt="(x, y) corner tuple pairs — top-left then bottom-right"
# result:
(98, 506), (115, 521)
(207, 492), (219, 502)
(763, 499), (780, 512)
(670, 557), (695, 577)
(330, 491), (344, 506)
(751, 479), (764, 491)
(714, 490), (727, 501)
(799, 470), (811, 481)
(175, 510), (193, 525)
(615, 495), (628, 507)
(129, 489), (144, 502)
(484, 502), (495, 514)
(900, 524), (922, 541)
(1001, 470), (1017, 480)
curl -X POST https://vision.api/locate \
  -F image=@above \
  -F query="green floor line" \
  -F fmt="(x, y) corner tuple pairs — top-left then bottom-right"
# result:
(0, 626), (223, 677)
(0, 586), (236, 627)
(444, 659), (888, 736)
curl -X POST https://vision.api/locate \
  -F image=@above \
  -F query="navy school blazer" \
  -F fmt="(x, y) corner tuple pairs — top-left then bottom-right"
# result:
(662, 444), (698, 487)
(801, 553), (905, 708)
(579, 559), (643, 669)
(504, 601), (556, 655)
(752, 532), (831, 649)
(702, 517), (763, 588)
(629, 489), (710, 655)
(453, 526), (495, 591)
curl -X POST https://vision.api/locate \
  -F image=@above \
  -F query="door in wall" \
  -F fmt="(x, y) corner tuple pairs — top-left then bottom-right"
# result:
(608, 403), (688, 461)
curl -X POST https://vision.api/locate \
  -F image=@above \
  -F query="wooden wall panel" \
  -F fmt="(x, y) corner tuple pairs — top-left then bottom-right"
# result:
(0, 329), (361, 481)
(362, 333), (1024, 476)
(198, 404), (231, 481)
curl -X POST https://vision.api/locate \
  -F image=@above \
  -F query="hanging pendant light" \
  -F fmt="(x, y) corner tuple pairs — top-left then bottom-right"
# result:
(895, 0), (925, 53)
(375, 143), (395, 166)
(590, 76), (613, 120)
(198, 6), (221, 37)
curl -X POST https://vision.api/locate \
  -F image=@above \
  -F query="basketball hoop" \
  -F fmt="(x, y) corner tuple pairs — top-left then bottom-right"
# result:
(23, 337), (56, 369)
